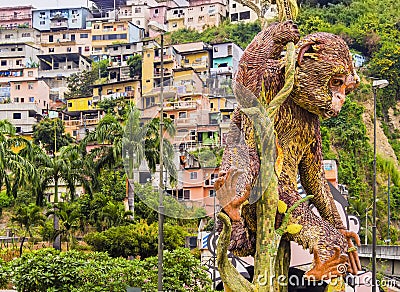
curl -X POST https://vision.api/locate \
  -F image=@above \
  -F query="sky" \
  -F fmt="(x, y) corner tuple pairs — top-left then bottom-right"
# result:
(0, 0), (90, 9)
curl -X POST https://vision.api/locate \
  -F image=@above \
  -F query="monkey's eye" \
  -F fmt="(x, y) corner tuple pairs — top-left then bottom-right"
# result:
(331, 79), (344, 87)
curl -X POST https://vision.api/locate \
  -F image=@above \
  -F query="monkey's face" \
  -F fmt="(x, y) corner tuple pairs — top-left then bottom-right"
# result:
(292, 32), (360, 119)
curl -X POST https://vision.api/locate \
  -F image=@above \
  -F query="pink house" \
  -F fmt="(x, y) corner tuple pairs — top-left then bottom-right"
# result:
(0, 6), (33, 29)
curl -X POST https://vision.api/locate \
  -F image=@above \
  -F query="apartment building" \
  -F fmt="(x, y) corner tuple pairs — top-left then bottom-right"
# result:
(107, 41), (143, 82)
(89, 19), (144, 57)
(0, 67), (50, 133)
(32, 7), (92, 31)
(0, 28), (40, 46)
(173, 41), (212, 80)
(211, 41), (243, 77)
(38, 29), (92, 56)
(229, 0), (258, 23)
(184, 0), (227, 32)
(119, 0), (158, 32)
(142, 40), (178, 94)
(0, 6), (33, 29)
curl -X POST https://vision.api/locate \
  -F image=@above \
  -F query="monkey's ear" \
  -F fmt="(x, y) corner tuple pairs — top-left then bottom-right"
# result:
(297, 41), (315, 66)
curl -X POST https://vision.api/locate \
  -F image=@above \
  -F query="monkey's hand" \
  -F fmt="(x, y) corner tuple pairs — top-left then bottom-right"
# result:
(339, 229), (362, 275)
(272, 20), (300, 46)
(215, 168), (251, 222)
(304, 247), (349, 281)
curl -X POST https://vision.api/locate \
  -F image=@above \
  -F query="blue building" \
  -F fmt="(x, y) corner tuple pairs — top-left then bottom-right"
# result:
(32, 7), (92, 31)
(211, 42), (243, 77)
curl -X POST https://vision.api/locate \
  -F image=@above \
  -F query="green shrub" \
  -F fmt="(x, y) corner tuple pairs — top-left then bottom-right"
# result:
(84, 222), (188, 259)
(0, 248), (211, 292)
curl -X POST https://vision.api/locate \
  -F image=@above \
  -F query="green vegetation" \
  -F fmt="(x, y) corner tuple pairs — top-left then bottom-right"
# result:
(0, 248), (211, 292)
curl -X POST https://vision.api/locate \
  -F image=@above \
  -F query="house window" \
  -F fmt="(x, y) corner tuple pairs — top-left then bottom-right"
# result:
(190, 130), (196, 141)
(154, 8), (159, 14)
(28, 71), (33, 77)
(232, 3), (236, 8)
(15, 84), (20, 90)
(16, 127), (21, 133)
(13, 113), (21, 119)
(80, 33), (88, 38)
(68, 102), (72, 107)
(14, 97), (19, 102)
(214, 47), (218, 52)
(5, 34), (13, 39)
(190, 172), (197, 179)
(93, 24), (100, 29)
(231, 13), (238, 21)
(135, 7), (141, 13)
(126, 45), (131, 49)
(209, 190), (216, 197)
(22, 33), (31, 37)
(172, 23), (177, 28)
(85, 46), (90, 51)
(198, 16), (204, 21)
(184, 190), (190, 200)
(1, 60), (6, 66)
(67, 47), (72, 52)
(178, 112), (187, 118)
(28, 83), (34, 90)
(29, 97), (34, 102)
(21, 98), (25, 103)
(40, 21), (45, 25)
(239, 11), (250, 20)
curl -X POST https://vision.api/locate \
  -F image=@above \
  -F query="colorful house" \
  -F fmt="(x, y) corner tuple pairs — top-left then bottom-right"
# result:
(32, 7), (92, 31)
(0, 5), (33, 29)
(184, 0), (227, 32)
(38, 29), (92, 56)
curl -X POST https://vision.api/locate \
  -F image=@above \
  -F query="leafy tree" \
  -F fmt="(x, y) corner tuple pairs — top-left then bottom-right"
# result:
(32, 118), (73, 154)
(92, 59), (109, 79)
(65, 70), (96, 98)
(127, 54), (142, 78)
(11, 203), (45, 256)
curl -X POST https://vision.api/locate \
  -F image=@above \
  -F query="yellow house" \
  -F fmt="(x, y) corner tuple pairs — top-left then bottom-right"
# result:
(92, 79), (141, 106)
(67, 96), (96, 112)
(142, 40), (177, 94)
(89, 19), (144, 57)
(173, 42), (211, 74)
(166, 7), (186, 32)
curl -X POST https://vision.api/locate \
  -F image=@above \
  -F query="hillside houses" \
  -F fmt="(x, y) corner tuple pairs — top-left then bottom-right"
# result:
(0, 1), (270, 210)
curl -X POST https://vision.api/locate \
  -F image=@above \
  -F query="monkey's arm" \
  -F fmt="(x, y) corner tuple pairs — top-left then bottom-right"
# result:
(298, 141), (345, 230)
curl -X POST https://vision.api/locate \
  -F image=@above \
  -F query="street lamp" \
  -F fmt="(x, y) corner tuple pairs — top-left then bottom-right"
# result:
(372, 78), (389, 292)
(148, 20), (167, 292)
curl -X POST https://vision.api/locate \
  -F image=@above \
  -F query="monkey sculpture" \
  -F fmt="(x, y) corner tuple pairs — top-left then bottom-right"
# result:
(215, 21), (362, 279)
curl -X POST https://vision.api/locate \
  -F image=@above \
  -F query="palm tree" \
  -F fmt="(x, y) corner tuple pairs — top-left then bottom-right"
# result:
(47, 202), (80, 250)
(11, 203), (45, 256)
(100, 201), (133, 229)
(0, 120), (36, 199)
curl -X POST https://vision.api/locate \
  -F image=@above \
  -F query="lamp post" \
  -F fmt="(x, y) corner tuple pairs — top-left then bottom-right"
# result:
(148, 21), (167, 292)
(372, 78), (389, 292)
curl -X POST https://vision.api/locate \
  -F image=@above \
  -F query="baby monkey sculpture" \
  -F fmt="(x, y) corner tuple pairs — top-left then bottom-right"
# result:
(215, 21), (362, 280)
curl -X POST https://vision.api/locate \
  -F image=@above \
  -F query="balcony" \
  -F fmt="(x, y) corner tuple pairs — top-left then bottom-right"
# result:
(154, 55), (174, 63)
(164, 100), (198, 110)
(0, 13), (32, 21)
(181, 60), (208, 69)
(50, 20), (68, 30)
(64, 117), (100, 127)
(210, 66), (233, 75)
